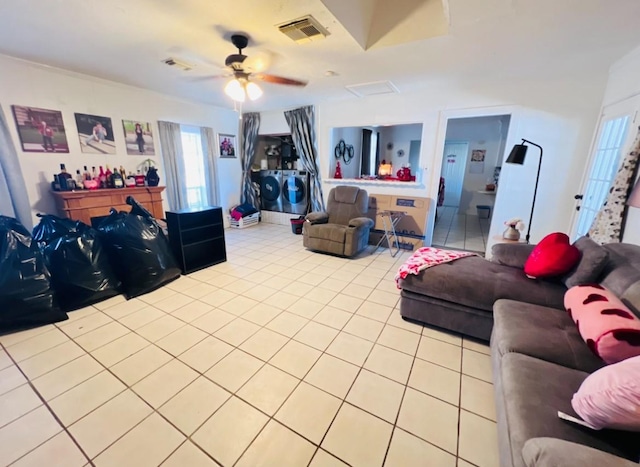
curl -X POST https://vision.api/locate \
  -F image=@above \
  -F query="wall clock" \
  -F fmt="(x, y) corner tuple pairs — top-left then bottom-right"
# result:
(397, 149), (405, 157)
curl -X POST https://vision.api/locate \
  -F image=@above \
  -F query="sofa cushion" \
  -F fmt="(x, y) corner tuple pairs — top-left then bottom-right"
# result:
(497, 353), (640, 467)
(399, 257), (566, 312)
(572, 355), (640, 431)
(565, 284), (640, 364)
(524, 233), (581, 279)
(306, 223), (346, 243)
(522, 438), (638, 467)
(492, 299), (604, 373)
(563, 237), (610, 288)
(491, 243), (536, 269)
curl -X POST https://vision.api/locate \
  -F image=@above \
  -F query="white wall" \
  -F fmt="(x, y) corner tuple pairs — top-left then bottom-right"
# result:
(602, 44), (640, 245)
(330, 127), (361, 179)
(378, 123), (423, 171)
(260, 70), (607, 251)
(445, 115), (510, 215)
(0, 55), (241, 227)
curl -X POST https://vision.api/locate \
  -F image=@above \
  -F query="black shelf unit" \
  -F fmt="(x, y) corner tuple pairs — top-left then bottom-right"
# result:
(166, 206), (226, 274)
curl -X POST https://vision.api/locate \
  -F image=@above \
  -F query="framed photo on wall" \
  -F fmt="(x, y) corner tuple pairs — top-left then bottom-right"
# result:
(11, 105), (69, 153)
(218, 133), (237, 158)
(122, 120), (155, 156)
(75, 113), (115, 154)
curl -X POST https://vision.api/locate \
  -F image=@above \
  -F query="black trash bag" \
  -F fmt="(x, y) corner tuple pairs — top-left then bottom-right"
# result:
(0, 216), (67, 332)
(33, 215), (121, 311)
(32, 214), (77, 246)
(98, 198), (180, 299)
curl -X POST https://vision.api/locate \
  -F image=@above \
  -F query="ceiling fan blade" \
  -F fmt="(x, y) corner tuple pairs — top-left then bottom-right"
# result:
(188, 74), (230, 82)
(254, 74), (308, 87)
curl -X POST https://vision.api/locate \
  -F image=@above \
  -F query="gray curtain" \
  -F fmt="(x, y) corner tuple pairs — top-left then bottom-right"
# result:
(589, 125), (640, 244)
(0, 105), (32, 229)
(158, 120), (187, 211)
(201, 127), (220, 207)
(240, 112), (260, 208)
(284, 105), (325, 212)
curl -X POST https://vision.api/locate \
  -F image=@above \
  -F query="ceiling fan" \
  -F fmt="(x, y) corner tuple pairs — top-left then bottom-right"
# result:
(216, 34), (307, 102)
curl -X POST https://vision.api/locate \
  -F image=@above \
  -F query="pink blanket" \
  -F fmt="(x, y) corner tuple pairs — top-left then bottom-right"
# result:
(395, 247), (477, 288)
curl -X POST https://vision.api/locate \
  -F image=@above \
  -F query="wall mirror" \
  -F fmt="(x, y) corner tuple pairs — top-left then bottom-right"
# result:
(329, 123), (423, 179)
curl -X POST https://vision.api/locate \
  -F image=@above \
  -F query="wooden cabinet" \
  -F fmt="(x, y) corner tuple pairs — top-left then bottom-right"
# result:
(52, 187), (165, 225)
(166, 206), (226, 274)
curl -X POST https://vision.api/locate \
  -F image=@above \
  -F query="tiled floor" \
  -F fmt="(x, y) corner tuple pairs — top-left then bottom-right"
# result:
(0, 223), (499, 467)
(432, 206), (491, 254)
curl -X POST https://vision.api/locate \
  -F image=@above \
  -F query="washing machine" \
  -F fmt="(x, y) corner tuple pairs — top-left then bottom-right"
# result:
(259, 170), (283, 212)
(282, 170), (310, 215)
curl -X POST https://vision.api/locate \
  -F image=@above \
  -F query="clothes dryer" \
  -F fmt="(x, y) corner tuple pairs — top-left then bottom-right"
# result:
(282, 170), (309, 215)
(259, 170), (283, 212)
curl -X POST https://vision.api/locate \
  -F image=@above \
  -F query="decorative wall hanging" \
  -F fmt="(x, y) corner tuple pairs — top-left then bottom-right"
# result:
(122, 120), (155, 156)
(469, 149), (486, 174)
(334, 139), (355, 164)
(11, 105), (69, 153)
(218, 133), (236, 158)
(75, 113), (115, 155)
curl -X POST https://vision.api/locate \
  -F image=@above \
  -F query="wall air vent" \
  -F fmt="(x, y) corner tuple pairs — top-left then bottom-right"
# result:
(161, 57), (194, 71)
(278, 15), (330, 43)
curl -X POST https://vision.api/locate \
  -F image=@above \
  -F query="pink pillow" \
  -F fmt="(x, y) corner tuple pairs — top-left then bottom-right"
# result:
(564, 284), (640, 364)
(572, 355), (640, 431)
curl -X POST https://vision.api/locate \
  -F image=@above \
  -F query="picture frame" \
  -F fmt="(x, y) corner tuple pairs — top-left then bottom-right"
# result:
(11, 105), (69, 153)
(122, 120), (155, 156)
(218, 133), (237, 158)
(75, 113), (116, 154)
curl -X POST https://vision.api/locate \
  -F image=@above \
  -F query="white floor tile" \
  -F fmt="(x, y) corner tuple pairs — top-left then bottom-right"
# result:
(397, 388), (458, 455)
(68, 390), (152, 459)
(458, 410), (499, 467)
(159, 376), (231, 436)
(237, 420), (315, 467)
(385, 428), (456, 467)
(322, 404), (393, 467)
(49, 371), (126, 426)
(192, 396), (268, 467)
(346, 370), (404, 423)
(408, 358), (460, 406)
(275, 382), (341, 444)
(304, 354), (359, 399)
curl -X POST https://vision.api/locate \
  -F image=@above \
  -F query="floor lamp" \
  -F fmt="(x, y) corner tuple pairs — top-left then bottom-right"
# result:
(506, 139), (543, 243)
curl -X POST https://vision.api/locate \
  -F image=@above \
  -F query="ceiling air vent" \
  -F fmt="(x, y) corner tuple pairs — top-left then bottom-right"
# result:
(161, 57), (194, 71)
(278, 15), (330, 43)
(345, 81), (399, 98)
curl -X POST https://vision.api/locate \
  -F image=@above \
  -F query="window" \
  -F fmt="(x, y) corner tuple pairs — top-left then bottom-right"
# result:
(180, 125), (207, 209)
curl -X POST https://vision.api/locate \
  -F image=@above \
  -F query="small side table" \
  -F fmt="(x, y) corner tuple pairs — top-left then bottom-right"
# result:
(373, 210), (407, 257)
(492, 235), (527, 245)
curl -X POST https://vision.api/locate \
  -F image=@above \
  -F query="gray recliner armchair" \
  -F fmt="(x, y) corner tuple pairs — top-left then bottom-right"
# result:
(303, 186), (374, 257)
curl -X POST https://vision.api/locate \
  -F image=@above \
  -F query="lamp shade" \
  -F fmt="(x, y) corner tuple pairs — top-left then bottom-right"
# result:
(506, 144), (528, 164)
(224, 79), (245, 102)
(245, 81), (263, 101)
(628, 178), (640, 208)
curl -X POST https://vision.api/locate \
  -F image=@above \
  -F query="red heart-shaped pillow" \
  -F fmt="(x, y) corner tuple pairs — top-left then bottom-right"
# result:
(524, 233), (581, 278)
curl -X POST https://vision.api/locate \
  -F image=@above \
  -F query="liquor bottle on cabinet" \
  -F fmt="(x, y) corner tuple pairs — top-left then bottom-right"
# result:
(98, 166), (106, 188)
(105, 166), (113, 188)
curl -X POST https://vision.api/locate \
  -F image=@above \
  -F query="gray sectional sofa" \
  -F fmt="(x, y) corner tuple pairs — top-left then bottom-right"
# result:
(398, 239), (640, 466)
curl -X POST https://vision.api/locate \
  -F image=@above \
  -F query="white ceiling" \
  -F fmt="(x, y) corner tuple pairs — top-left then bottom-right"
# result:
(1, 0), (640, 111)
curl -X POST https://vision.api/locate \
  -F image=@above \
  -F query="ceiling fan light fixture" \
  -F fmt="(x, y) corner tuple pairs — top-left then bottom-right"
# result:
(246, 81), (263, 101)
(224, 79), (245, 102)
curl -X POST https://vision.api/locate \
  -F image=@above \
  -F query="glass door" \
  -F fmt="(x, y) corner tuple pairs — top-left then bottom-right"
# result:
(572, 99), (639, 239)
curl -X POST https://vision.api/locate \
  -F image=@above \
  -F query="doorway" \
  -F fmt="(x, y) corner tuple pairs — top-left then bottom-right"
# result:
(571, 96), (639, 240)
(432, 115), (511, 253)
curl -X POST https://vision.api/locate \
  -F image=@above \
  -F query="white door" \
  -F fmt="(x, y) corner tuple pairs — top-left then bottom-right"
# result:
(572, 98), (640, 239)
(440, 141), (469, 207)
